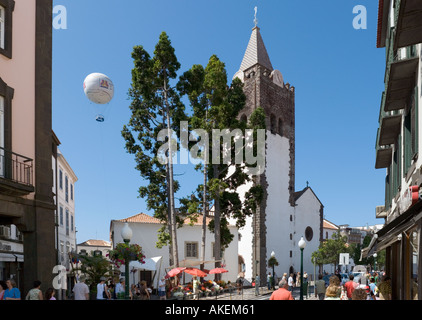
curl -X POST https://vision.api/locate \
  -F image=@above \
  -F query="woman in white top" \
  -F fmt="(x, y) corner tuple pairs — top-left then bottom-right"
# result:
(96, 277), (109, 300)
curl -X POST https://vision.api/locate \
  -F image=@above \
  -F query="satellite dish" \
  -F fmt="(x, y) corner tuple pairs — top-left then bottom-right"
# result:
(83, 73), (114, 105)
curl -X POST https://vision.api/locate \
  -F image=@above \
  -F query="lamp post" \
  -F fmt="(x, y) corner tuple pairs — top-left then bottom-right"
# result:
(121, 222), (133, 300)
(373, 253), (377, 272)
(298, 237), (306, 300)
(271, 251), (275, 289)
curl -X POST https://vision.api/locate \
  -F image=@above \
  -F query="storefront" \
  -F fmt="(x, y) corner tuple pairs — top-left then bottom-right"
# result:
(363, 199), (422, 300)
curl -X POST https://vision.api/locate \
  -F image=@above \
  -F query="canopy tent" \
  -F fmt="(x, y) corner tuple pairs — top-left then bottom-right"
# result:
(169, 259), (221, 269)
(130, 256), (162, 271)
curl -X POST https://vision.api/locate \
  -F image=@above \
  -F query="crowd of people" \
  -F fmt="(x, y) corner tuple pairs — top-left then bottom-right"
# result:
(269, 270), (392, 301)
(0, 279), (56, 300)
(314, 271), (392, 300)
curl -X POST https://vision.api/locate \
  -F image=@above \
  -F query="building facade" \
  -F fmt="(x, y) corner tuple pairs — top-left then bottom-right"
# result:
(230, 25), (324, 284)
(365, 0), (422, 300)
(55, 148), (77, 270)
(0, 0), (55, 293)
(110, 213), (239, 286)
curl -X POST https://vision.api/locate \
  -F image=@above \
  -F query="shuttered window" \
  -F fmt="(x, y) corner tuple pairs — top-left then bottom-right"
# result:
(403, 86), (418, 175)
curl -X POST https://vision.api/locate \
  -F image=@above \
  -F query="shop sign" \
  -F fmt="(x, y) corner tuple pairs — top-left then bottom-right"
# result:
(0, 242), (12, 251)
(399, 185), (419, 213)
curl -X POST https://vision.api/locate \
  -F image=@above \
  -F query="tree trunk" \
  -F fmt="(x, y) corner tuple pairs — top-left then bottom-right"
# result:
(164, 75), (179, 267)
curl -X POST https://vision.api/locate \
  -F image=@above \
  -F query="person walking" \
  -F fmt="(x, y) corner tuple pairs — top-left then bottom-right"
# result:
(343, 274), (358, 300)
(3, 279), (21, 300)
(25, 280), (43, 300)
(254, 274), (260, 296)
(315, 274), (326, 300)
(73, 275), (90, 300)
(45, 288), (56, 300)
(96, 277), (110, 300)
(267, 272), (272, 290)
(288, 273), (294, 292)
(0, 280), (7, 300)
(377, 275), (392, 300)
(269, 279), (294, 300)
(158, 277), (167, 300)
(115, 278), (125, 299)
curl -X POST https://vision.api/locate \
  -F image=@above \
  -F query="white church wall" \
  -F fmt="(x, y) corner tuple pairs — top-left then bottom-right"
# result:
(264, 132), (294, 280)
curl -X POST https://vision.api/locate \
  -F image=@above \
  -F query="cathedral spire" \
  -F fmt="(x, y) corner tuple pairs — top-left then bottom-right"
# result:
(238, 9), (273, 73)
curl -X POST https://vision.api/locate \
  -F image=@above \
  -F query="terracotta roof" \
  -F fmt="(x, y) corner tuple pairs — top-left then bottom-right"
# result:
(323, 219), (339, 230)
(116, 213), (213, 226)
(78, 239), (111, 247)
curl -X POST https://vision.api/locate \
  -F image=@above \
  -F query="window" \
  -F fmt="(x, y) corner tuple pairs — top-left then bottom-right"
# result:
(59, 206), (63, 226)
(185, 242), (198, 258)
(278, 119), (283, 136)
(70, 183), (73, 201)
(65, 175), (68, 202)
(71, 214), (74, 232)
(0, 5), (4, 49)
(59, 169), (63, 189)
(65, 208), (69, 235)
(305, 226), (314, 242)
(270, 114), (276, 133)
(0, 77), (13, 172)
(0, 0), (14, 58)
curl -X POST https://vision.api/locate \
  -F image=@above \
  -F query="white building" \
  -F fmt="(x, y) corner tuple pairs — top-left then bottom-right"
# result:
(76, 239), (111, 258)
(55, 148), (77, 269)
(109, 213), (238, 287)
(229, 24), (324, 284)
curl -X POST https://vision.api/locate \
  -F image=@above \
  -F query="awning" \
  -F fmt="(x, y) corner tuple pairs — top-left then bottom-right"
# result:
(394, 0), (422, 50)
(128, 256), (162, 271)
(169, 259), (221, 269)
(384, 57), (418, 112)
(378, 114), (402, 145)
(375, 146), (393, 169)
(362, 199), (422, 258)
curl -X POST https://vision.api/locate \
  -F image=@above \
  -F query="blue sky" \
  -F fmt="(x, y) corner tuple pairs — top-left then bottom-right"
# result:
(52, 0), (387, 243)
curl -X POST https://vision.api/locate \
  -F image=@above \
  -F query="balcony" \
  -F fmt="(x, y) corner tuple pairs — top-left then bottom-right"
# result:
(394, 0), (422, 50)
(0, 147), (34, 196)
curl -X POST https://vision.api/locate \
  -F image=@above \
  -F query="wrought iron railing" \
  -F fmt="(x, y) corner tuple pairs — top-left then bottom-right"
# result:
(0, 146), (34, 186)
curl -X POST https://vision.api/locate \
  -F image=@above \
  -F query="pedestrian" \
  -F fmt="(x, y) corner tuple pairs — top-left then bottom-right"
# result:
(288, 273), (294, 292)
(269, 279), (294, 300)
(0, 280), (6, 300)
(282, 273), (287, 281)
(377, 275), (392, 300)
(139, 280), (150, 300)
(96, 277), (110, 300)
(115, 278), (125, 299)
(45, 288), (56, 300)
(369, 277), (377, 296)
(343, 274), (358, 300)
(192, 276), (199, 300)
(158, 277), (167, 300)
(351, 288), (367, 300)
(315, 274), (326, 300)
(324, 276), (341, 300)
(236, 275), (243, 295)
(3, 279), (21, 300)
(73, 275), (89, 300)
(267, 272), (272, 290)
(254, 274), (260, 296)
(25, 280), (43, 300)
(295, 272), (301, 288)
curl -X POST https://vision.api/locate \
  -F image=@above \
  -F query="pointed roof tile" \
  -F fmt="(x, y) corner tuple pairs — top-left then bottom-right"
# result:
(239, 27), (273, 72)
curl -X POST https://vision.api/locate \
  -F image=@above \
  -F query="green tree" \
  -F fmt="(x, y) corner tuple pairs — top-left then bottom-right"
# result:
(73, 254), (113, 296)
(311, 233), (350, 272)
(122, 32), (186, 267)
(177, 55), (265, 273)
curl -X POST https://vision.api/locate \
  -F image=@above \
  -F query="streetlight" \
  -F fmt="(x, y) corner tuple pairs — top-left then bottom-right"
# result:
(298, 237), (306, 300)
(271, 251), (275, 289)
(121, 222), (133, 300)
(373, 253), (377, 272)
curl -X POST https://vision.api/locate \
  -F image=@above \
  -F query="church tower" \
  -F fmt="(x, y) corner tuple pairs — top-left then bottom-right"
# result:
(233, 24), (297, 281)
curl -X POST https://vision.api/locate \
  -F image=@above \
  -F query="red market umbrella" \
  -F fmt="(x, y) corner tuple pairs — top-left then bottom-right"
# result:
(208, 267), (228, 274)
(165, 267), (186, 279)
(183, 267), (208, 278)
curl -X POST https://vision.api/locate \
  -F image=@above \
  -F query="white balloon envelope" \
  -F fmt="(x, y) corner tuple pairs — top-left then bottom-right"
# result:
(83, 72), (114, 104)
